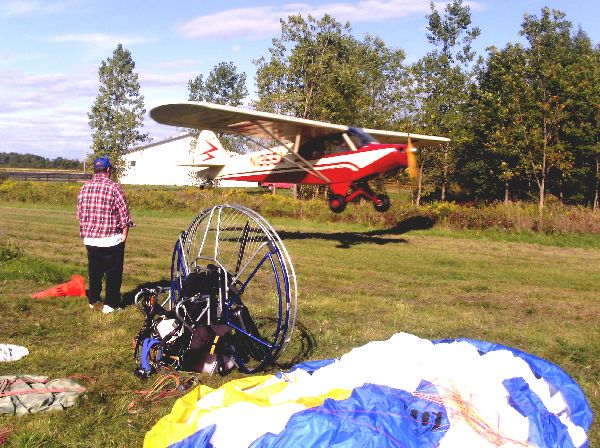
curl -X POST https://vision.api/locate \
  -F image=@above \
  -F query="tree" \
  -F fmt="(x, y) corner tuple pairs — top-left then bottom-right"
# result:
(408, 0), (480, 203)
(472, 44), (531, 203)
(88, 44), (149, 178)
(255, 14), (405, 126)
(560, 30), (600, 208)
(188, 61), (247, 106)
(0, 152), (82, 170)
(515, 8), (574, 212)
(188, 62), (248, 155)
(467, 9), (600, 210)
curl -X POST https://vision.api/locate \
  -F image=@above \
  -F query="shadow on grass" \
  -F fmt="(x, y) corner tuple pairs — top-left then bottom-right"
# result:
(278, 215), (435, 249)
(273, 319), (316, 370)
(122, 279), (171, 308)
(381, 216), (436, 233)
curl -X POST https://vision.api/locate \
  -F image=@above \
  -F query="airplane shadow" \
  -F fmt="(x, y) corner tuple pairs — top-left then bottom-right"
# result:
(278, 215), (435, 249)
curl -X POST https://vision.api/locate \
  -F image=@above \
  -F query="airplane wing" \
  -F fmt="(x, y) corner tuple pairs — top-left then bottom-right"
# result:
(150, 102), (450, 147)
(150, 101), (347, 144)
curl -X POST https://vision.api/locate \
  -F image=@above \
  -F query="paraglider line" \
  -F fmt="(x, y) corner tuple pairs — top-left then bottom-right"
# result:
(412, 386), (535, 447)
(303, 407), (430, 448)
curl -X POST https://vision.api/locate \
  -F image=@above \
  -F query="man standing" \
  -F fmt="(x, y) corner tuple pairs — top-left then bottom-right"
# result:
(77, 156), (133, 314)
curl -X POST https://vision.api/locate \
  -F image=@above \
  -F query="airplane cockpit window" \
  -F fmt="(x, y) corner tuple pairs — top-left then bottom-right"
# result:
(348, 127), (378, 147)
(325, 134), (349, 154)
(298, 138), (324, 160)
(298, 133), (350, 160)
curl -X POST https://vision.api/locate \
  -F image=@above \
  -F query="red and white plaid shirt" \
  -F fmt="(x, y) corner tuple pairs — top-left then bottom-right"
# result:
(77, 172), (133, 239)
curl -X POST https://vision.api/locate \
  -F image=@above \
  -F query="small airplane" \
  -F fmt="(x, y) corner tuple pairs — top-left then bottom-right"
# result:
(150, 101), (450, 213)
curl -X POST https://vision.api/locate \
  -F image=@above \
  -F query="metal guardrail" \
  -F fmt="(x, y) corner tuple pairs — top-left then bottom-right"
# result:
(1, 170), (92, 182)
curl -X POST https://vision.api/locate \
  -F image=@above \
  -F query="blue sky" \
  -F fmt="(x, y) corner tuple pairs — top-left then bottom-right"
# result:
(1, 0), (599, 160)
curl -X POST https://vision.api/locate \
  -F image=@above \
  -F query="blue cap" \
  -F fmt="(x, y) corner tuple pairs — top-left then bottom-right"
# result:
(93, 156), (112, 170)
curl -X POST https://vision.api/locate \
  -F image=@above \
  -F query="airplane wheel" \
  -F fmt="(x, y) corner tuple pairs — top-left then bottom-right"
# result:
(373, 194), (391, 212)
(328, 195), (346, 213)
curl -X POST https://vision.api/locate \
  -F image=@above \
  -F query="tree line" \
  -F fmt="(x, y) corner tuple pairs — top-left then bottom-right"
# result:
(87, 1), (599, 210)
(0, 152), (83, 170)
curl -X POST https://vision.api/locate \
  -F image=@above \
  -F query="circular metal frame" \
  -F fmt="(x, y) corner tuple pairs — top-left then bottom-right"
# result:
(170, 204), (297, 373)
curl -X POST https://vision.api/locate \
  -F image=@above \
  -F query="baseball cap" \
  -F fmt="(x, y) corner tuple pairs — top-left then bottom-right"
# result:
(93, 156), (112, 170)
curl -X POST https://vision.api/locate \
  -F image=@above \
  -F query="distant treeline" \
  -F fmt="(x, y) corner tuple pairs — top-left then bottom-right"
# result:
(0, 152), (83, 170)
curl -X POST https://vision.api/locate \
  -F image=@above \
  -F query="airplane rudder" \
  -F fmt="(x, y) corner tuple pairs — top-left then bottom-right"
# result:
(195, 130), (227, 163)
(198, 130), (225, 151)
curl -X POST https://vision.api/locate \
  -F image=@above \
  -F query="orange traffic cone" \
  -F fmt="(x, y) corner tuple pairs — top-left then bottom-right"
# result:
(32, 274), (86, 299)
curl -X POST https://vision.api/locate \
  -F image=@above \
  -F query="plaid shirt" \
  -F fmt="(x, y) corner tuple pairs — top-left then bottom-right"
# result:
(77, 172), (133, 239)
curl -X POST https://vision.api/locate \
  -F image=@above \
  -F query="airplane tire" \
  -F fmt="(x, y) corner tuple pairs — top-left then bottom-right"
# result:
(373, 194), (391, 212)
(328, 195), (347, 213)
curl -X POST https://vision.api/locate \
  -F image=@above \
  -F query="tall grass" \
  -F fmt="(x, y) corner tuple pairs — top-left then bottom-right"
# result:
(1, 180), (599, 234)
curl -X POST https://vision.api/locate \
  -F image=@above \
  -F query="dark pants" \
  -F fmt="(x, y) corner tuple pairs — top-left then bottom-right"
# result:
(86, 242), (125, 308)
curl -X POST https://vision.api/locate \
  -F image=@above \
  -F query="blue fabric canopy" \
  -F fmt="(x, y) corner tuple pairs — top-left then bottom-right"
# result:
(161, 336), (592, 448)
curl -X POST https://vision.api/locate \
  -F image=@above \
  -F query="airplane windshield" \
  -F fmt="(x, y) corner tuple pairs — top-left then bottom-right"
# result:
(348, 127), (379, 147)
(298, 129), (379, 160)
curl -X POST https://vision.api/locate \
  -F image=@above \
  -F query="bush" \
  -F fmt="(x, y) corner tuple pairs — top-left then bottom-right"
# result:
(1, 181), (599, 234)
(0, 240), (23, 262)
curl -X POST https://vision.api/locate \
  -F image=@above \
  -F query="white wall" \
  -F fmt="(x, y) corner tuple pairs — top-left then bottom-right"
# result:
(120, 133), (257, 188)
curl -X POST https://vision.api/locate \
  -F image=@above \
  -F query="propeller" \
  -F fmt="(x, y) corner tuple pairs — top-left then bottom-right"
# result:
(406, 136), (418, 179)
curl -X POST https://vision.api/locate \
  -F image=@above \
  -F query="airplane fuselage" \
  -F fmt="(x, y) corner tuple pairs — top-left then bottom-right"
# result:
(213, 143), (410, 188)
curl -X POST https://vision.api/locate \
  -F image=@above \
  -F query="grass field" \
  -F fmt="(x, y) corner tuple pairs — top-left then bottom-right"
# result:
(0, 202), (598, 447)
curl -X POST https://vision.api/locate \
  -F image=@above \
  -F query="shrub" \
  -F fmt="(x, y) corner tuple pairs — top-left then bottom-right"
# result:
(1, 181), (599, 234)
(0, 241), (23, 262)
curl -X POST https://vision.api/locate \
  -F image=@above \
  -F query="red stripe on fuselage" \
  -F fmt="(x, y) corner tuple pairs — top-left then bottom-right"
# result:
(217, 144), (408, 185)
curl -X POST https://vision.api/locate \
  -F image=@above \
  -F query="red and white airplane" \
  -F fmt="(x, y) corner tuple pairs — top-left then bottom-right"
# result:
(150, 101), (449, 213)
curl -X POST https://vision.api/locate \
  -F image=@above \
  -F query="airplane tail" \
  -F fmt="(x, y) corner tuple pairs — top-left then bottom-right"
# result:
(187, 130), (229, 166)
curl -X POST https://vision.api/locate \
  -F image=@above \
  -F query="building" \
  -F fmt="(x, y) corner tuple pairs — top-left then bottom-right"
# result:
(120, 132), (257, 188)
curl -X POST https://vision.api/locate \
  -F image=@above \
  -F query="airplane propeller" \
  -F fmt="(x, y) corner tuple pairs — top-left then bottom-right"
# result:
(406, 136), (418, 179)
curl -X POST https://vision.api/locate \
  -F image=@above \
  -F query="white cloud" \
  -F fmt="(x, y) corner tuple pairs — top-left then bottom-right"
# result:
(176, 0), (467, 39)
(44, 33), (153, 50)
(0, 0), (81, 17)
(0, 69), (97, 112)
(0, 109), (91, 159)
(0, 64), (189, 158)
(155, 59), (202, 69)
(138, 70), (197, 89)
(178, 6), (283, 39)
(0, 67), (96, 157)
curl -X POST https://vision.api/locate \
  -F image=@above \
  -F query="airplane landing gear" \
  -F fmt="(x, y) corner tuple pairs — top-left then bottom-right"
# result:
(373, 194), (390, 212)
(328, 194), (347, 213)
(328, 182), (391, 213)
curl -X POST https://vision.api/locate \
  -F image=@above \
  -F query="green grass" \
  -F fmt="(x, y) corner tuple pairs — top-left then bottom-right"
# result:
(3, 180), (600, 234)
(0, 203), (598, 447)
(418, 226), (600, 249)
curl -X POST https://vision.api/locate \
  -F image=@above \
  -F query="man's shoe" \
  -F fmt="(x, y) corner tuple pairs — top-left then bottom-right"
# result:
(102, 305), (115, 314)
(89, 304), (95, 310)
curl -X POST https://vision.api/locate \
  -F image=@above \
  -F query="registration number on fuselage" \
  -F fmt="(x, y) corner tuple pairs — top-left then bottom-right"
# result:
(251, 153), (283, 167)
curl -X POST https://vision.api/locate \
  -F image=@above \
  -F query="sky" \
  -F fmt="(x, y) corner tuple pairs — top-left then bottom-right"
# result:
(1, 0), (599, 161)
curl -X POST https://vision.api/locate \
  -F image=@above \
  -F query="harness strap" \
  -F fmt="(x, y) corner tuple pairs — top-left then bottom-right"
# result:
(141, 338), (162, 373)
(209, 335), (220, 355)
